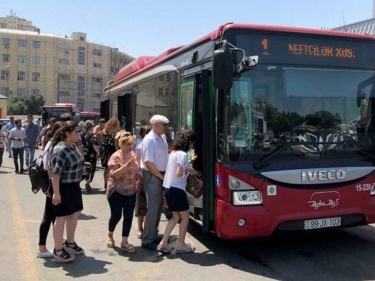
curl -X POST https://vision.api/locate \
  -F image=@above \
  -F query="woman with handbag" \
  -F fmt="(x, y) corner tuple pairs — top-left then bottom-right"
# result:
(157, 131), (197, 254)
(50, 121), (86, 263)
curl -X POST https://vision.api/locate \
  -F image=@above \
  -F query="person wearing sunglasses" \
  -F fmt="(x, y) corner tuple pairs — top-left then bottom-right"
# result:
(105, 130), (138, 252)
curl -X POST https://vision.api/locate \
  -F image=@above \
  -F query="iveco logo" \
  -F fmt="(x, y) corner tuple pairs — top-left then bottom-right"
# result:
(301, 169), (346, 182)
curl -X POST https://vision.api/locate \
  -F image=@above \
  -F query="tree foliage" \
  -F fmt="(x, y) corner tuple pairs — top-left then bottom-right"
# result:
(8, 95), (45, 115)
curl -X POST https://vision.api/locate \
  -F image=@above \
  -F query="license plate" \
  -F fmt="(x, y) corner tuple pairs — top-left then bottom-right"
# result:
(304, 217), (341, 230)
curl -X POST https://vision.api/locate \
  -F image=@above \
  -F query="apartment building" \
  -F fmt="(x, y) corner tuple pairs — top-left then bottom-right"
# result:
(0, 14), (133, 112)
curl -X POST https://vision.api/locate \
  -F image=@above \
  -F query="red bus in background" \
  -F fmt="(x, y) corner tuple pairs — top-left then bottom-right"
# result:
(41, 103), (80, 126)
(80, 111), (100, 124)
(102, 23), (375, 239)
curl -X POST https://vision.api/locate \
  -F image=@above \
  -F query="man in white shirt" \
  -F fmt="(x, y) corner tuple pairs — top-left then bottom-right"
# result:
(9, 119), (26, 173)
(140, 114), (169, 250)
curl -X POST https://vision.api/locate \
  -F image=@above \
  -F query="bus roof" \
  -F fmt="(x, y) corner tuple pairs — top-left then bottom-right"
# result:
(46, 103), (78, 108)
(80, 111), (100, 115)
(105, 22), (375, 92)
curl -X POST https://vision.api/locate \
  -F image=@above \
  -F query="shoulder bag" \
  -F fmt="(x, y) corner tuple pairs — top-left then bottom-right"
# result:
(29, 150), (50, 194)
(186, 172), (203, 198)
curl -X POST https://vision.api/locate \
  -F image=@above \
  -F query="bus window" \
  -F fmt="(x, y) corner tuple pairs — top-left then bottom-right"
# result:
(180, 79), (195, 132)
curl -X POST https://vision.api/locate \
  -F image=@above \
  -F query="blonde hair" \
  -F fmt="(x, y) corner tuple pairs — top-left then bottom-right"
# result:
(115, 130), (135, 150)
(104, 117), (120, 136)
(84, 120), (94, 129)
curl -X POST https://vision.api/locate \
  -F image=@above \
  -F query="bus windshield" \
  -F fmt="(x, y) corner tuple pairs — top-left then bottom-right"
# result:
(43, 107), (73, 118)
(218, 30), (375, 162)
(218, 65), (375, 162)
(41, 104), (80, 125)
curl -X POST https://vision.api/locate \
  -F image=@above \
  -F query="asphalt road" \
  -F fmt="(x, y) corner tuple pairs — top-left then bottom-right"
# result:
(2, 150), (375, 281)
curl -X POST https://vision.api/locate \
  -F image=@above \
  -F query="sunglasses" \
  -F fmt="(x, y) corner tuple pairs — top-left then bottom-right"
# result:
(121, 132), (133, 137)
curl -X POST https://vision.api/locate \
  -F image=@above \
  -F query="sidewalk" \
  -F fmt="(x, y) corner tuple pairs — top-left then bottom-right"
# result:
(0, 150), (200, 281)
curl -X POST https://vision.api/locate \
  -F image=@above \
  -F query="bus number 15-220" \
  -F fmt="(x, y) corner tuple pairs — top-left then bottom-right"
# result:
(356, 184), (372, 192)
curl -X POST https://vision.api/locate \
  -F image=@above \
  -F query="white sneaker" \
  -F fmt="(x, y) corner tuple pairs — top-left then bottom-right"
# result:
(37, 250), (54, 258)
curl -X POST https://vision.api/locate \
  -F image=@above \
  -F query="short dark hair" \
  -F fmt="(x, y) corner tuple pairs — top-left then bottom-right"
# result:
(173, 132), (191, 152)
(27, 114), (33, 118)
(183, 129), (196, 143)
(139, 125), (151, 138)
(60, 113), (72, 121)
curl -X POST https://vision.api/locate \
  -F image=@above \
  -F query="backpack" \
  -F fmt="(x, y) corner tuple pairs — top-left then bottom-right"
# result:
(29, 151), (50, 195)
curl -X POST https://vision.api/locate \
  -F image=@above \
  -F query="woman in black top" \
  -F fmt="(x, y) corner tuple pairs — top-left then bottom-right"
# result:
(80, 120), (100, 191)
(100, 117), (120, 190)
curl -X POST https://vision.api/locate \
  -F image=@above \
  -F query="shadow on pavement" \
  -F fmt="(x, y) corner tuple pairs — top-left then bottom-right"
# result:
(43, 255), (112, 277)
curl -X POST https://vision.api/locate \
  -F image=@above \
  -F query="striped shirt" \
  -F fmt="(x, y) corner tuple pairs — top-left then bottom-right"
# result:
(50, 141), (84, 183)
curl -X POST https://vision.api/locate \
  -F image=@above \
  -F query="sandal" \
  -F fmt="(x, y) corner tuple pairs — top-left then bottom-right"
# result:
(176, 245), (195, 254)
(157, 244), (172, 254)
(106, 237), (115, 248)
(64, 241), (85, 255)
(120, 243), (136, 253)
(53, 247), (75, 263)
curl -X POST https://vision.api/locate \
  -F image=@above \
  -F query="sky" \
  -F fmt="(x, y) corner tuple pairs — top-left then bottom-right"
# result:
(7, 0), (374, 58)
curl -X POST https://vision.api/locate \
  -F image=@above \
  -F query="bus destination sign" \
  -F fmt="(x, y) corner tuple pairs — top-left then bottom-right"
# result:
(231, 30), (375, 68)
(287, 43), (355, 59)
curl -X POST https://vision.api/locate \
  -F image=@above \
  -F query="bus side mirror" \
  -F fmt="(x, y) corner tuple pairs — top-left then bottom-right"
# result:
(212, 40), (233, 90)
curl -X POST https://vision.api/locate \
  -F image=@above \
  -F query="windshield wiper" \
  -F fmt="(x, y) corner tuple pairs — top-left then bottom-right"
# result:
(253, 141), (345, 170)
(253, 143), (294, 170)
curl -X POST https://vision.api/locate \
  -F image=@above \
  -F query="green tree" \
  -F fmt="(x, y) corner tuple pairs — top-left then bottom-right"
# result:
(8, 95), (45, 115)
(26, 94), (45, 114)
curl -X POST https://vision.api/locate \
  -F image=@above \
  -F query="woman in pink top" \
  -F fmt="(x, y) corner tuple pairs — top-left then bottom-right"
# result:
(106, 131), (140, 252)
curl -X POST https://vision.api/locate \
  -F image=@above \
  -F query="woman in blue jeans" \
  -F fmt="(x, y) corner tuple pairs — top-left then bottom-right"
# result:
(0, 123), (6, 171)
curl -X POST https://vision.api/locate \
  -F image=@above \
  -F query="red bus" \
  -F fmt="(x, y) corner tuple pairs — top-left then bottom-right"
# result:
(41, 103), (80, 126)
(102, 23), (375, 239)
(80, 111), (100, 124)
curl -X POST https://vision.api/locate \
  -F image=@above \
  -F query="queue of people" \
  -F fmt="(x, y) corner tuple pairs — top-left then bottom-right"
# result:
(4, 113), (198, 263)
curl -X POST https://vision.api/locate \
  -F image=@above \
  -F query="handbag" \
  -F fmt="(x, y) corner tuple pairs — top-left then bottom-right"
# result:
(186, 173), (203, 198)
(29, 151), (50, 194)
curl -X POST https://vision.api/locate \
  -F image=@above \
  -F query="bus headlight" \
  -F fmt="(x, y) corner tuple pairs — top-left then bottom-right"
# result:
(233, 190), (262, 206)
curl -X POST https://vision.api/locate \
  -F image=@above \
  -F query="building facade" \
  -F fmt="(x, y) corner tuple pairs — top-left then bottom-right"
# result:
(0, 14), (133, 112)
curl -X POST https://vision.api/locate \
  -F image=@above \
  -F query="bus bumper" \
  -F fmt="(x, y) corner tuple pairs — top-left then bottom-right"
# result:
(214, 199), (272, 239)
